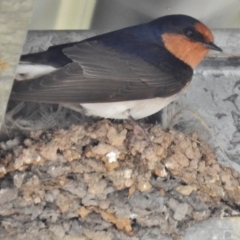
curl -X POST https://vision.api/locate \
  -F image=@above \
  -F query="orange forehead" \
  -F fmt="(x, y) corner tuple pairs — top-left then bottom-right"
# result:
(195, 22), (213, 42)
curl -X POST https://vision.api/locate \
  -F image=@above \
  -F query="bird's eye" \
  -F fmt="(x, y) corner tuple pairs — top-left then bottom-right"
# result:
(184, 27), (195, 38)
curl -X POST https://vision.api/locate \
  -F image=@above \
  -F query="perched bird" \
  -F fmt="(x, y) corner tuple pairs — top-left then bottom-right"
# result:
(11, 14), (222, 120)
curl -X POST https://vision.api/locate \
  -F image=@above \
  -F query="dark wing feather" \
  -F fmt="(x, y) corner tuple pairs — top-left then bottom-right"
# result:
(11, 41), (192, 103)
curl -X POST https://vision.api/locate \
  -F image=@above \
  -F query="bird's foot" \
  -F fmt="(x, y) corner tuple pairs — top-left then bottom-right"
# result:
(128, 114), (151, 143)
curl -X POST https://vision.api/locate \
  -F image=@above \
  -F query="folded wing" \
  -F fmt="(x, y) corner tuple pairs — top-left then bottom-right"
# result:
(11, 40), (193, 103)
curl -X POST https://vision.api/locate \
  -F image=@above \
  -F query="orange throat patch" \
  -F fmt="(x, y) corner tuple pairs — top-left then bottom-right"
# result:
(162, 33), (210, 68)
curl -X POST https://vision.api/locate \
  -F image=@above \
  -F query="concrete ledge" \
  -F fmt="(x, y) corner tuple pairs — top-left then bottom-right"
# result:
(0, 0), (36, 129)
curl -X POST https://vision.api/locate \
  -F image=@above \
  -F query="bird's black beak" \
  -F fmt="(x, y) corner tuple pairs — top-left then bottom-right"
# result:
(202, 42), (222, 52)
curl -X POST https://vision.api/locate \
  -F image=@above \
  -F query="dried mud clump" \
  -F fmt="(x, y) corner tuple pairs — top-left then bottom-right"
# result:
(0, 119), (240, 240)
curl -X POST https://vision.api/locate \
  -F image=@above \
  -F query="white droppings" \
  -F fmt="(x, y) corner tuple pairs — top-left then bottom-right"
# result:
(124, 169), (132, 179)
(129, 213), (138, 219)
(106, 150), (119, 163)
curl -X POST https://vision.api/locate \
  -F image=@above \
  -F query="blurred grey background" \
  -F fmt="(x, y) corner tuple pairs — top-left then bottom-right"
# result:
(29, 0), (240, 30)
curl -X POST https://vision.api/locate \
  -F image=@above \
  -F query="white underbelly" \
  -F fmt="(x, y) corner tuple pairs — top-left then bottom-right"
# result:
(81, 95), (177, 119)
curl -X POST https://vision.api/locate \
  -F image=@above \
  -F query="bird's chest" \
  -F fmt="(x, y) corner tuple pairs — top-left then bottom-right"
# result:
(81, 95), (177, 120)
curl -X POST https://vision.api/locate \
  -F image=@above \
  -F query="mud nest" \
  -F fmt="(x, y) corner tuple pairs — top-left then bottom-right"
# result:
(0, 120), (240, 240)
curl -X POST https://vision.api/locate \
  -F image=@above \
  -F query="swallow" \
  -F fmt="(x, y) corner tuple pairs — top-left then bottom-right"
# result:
(11, 14), (222, 120)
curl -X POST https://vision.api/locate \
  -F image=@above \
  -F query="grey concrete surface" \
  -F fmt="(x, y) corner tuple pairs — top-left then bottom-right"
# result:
(0, 0), (36, 129)
(182, 217), (240, 240)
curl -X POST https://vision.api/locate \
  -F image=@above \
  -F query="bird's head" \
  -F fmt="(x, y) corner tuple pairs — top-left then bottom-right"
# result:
(151, 15), (222, 68)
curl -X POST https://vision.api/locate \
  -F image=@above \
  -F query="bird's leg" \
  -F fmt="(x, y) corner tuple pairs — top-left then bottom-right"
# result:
(61, 103), (86, 121)
(55, 104), (63, 114)
(127, 111), (150, 142)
